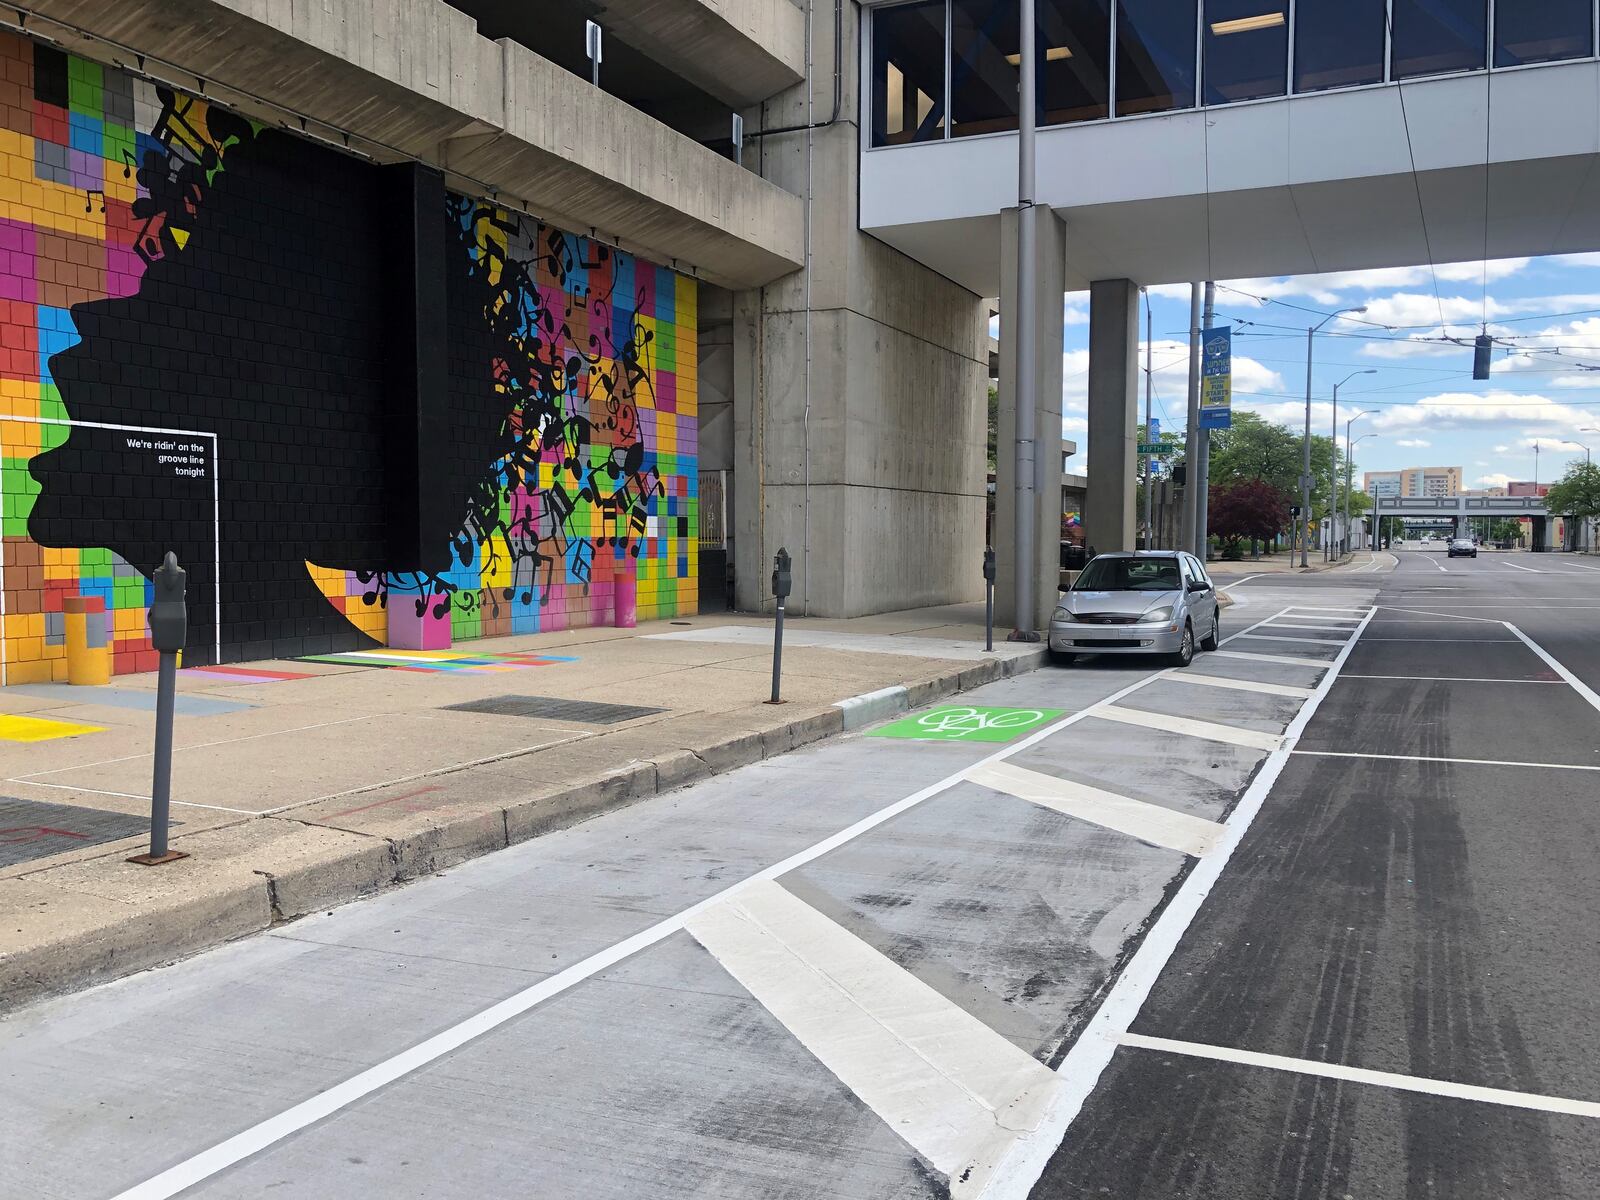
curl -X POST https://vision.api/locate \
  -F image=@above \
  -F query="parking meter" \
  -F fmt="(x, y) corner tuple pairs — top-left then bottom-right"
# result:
(148, 552), (187, 653)
(982, 547), (996, 652)
(771, 547), (792, 601)
(982, 547), (995, 584)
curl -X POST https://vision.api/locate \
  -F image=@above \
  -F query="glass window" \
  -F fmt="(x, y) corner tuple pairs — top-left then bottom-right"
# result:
(951, 0), (1020, 137)
(1496, 0), (1593, 67)
(1203, 0), (1288, 103)
(1294, 0), (1386, 92)
(870, 1), (947, 146)
(1038, 0), (1112, 125)
(1391, 0), (1487, 79)
(1116, 0), (1197, 116)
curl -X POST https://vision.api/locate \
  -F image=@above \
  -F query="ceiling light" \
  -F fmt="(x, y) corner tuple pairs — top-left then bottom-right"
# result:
(1004, 46), (1073, 65)
(1210, 12), (1285, 35)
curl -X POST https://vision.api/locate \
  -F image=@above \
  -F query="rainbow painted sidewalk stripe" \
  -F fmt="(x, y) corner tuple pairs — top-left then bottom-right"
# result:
(297, 649), (579, 675)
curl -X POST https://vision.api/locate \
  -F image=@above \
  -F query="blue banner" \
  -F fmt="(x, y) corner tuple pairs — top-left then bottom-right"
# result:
(1200, 326), (1232, 430)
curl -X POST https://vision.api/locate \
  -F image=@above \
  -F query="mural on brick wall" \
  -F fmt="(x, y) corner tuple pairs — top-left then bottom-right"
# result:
(0, 32), (696, 684)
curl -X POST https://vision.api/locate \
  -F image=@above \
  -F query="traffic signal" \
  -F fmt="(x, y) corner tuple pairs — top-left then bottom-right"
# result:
(1473, 333), (1493, 380)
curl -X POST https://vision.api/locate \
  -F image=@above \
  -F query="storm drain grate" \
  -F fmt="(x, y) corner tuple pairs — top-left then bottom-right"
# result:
(442, 696), (667, 724)
(0, 797), (168, 868)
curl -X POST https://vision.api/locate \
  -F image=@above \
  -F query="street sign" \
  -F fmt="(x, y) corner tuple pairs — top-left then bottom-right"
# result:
(866, 705), (1064, 743)
(1200, 327), (1232, 430)
(1148, 418), (1160, 441)
(1138, 442), (1169, 455)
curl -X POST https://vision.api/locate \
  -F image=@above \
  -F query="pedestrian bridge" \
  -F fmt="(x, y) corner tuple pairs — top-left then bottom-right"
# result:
(1378, 496), (1549, 519)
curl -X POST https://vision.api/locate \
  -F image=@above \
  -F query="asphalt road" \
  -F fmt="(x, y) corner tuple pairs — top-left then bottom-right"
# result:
(3, 550), (1597, 1199)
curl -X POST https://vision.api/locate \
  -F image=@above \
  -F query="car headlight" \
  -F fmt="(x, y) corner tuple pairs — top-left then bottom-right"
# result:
(1139, 606), (1173, 624)
(1051, 606), (1073, 622)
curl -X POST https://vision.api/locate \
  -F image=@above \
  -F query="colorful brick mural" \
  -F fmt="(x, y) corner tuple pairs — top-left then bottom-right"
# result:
(0, 31), (696, 685)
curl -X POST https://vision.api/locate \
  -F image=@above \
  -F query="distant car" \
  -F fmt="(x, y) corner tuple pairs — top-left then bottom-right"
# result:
(1447, 537), (1477, 558)
(1049, 551), (1219, 667)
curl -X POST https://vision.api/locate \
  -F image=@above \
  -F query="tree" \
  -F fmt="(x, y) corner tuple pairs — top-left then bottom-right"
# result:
(986, 384), (998, 473)
(1209, 479), (1290, 558)
(1205, 411), (1341, 518)
(1543, 460), (1600, 522)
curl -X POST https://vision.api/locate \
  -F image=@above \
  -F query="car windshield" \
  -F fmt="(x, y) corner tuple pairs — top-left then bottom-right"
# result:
(1074, 557), (1182, 592)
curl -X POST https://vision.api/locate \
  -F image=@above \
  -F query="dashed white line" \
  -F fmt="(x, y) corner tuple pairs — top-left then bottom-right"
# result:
(1118, 1033), (1600, 1120)
(1502, 560), (1543, 574)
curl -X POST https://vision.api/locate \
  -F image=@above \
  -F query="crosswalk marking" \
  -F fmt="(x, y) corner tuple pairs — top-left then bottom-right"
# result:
(1159, 672), (1315, 699)
(966, 761), (1224, 857)
(1232, 633), (1347, 647)
(1212, 649), (1331, 667)
(686, 879), (1059, 1189)
(1259, 622), (1356, 633)
(1087, 704), (1284, 752)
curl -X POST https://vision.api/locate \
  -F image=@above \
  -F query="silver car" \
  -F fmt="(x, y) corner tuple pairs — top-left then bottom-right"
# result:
(1048, 551), (1220, 667)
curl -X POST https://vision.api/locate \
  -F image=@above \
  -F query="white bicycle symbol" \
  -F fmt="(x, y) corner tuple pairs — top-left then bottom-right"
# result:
(916, 707), (1045, 736)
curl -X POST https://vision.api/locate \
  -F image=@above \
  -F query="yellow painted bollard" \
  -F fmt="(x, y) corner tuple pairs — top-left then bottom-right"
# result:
(63, 595), (111, 685)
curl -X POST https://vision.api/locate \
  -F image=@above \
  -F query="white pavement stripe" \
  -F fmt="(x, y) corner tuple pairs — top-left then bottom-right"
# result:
(1293, 750), (1600, 772)
(1232, 633), (1347, 647)
(104, 599), (1264, 1200)
(1087, 704), (1283, 752)
(1284, 607), (1369, 615)
(1557, 560), (1600, 572)
(1502, 560), (1543, 573)
(971, 610), (1376, 1200)
(1339, 675), (1560, 684)
(1212, 649), (1331, 667)
(687, 880), (1060, 1183)
(966, 761), (1225, 857)
(1258, 623), (1357, 633)
(1160, 672), (1315, 699)
(1118, 1033), (1600, 1120)
(1504, 622), (1600, 720)
(1360, 638), (1520, 643)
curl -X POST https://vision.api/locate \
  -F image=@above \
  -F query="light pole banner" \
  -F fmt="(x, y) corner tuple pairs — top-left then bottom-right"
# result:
(1200, 327), (1232, 430)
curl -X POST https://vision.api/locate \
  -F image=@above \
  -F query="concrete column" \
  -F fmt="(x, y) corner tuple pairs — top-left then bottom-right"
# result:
(1085, 280), (1139, 555)
(995, 204), (1065, 628)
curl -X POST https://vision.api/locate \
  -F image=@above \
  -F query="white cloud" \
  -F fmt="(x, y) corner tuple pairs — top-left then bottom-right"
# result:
(1219, 259), (1531, 307)
(1396, 438), (1431, 447)
(1476, 472), (1515, 488)
(1061, 341), (1283, 416)
(1368, 392), (1598, 434)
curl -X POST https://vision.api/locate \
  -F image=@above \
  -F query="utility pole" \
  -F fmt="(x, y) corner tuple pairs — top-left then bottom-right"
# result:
(1194, 282), (1215, 560)
(1301, 307), (1366, 566)
(1183, 283), (1202, 558)
(1142, 288), (1152, 548)
(1009, 0), (1039, 641)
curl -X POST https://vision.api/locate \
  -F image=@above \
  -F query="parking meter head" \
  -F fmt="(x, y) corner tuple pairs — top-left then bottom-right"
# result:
(982, 547), (996, 582)
(771, 547), (792, 600)
(148, 552), (188, 653)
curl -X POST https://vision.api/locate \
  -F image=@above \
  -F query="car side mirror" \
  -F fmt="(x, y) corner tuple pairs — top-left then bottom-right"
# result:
(1187, 580), (1210, 593)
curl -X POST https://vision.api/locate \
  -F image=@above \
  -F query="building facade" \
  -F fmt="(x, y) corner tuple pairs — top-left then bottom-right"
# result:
(1364, 466), (1462, 499)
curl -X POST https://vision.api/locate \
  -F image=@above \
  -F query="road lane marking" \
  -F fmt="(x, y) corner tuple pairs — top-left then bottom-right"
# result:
(1373, 605), (1506, 625)
(1339, 675), (1560, 684)
(1086, 705), (1283, 752)
(966, 761), (1225, 857)
(1502, 560), (1543, 573)
(1159, 672), (1315, 699)
(1415, 554), (1448, 573)
(105, 602), (1328, 1200)
(1504, 622), (1600, 720)
(1258, 623), (1356, 633)
(687, 879), (1060, 1187)
(1118, 1033), (1600, 1120)
(1284, 607), (1368, 615)
(972, 609), (1376, 1200)
(1556, 560), (1600, 572)
(1293, 750), (1600, 772)
(1212, 649), (1331, 667)
(1360, 637), (1521, 643)
(1230, 633), (1346, 647)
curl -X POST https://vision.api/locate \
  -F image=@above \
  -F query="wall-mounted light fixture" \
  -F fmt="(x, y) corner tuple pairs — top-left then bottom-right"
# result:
(1005, 46), (1072, 66)
(1210, 12), (1284, 35)
(585, 19), (603, 87)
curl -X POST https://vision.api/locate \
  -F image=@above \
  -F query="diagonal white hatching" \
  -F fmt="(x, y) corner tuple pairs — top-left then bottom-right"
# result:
(1086, 704), (1284, 752)
(966, 760), (1223, 857)
(686, 879), (1061, 1190)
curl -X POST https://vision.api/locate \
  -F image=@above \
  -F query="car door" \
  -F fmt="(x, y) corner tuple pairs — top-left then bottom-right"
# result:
(1185, 554), (1218, 634)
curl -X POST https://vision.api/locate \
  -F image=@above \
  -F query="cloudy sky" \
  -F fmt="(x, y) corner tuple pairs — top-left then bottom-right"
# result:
(1057, 252), (1600, 491)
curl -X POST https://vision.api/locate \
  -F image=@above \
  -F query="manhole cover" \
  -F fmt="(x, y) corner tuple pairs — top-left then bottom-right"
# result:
(442, 696), (667, 724)
(0, 797), (166, 868)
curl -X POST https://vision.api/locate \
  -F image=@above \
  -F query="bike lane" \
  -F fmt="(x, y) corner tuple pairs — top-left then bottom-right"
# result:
(4, 597), (1372, 1198)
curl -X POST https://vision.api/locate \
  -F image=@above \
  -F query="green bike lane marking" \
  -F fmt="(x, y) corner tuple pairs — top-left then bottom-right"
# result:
(866, 706), (1066, 743)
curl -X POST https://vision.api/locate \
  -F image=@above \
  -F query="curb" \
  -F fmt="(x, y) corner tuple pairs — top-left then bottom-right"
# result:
(1, 644), (1047, 1013)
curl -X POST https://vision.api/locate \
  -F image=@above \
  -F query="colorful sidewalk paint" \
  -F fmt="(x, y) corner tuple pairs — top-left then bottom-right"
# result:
(297, 648), (579, 675)
(0, 712), (103, 741)
(182, 665), (315, 685)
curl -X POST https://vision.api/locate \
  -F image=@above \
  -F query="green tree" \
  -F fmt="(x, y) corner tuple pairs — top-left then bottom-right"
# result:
(1205, 411), (1340, 517)
(1543, 459), (1600, 523)
(986, 384), (998, 473)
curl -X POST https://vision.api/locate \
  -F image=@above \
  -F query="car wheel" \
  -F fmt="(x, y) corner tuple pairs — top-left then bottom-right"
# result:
(1049, 649), (1076, 666)
(1169, 621), (1194, 668)
(1200, 613), (1220, 651)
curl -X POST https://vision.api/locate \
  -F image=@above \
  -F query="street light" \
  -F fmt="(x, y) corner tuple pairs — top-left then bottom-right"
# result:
(1302, 307), (1368, 566)
(1328, 370), (1377, 560)
(1567, 435), (1595, 553)
(1345, 407), (1378, 556)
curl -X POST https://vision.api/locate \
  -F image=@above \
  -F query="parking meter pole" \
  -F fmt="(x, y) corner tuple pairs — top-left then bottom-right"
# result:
(982, 547), (996, 653)
(129, 552), (190, 866)
(768, 547), (792, 705)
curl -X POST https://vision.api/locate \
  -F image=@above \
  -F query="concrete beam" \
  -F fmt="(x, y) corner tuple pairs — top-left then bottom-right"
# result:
(995, 205), (1065, 631)
(1085, 280), (1138, 555)
(26, 0), (803, 290)
(593, 0), (805, 108)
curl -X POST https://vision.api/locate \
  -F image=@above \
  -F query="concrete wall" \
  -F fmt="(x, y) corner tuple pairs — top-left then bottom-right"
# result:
(730, 0), (988, 616)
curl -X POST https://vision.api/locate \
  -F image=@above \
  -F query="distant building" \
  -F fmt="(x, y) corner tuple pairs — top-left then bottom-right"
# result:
(1364, 466), (1462, 497)
(1507, 481), (1551, 497)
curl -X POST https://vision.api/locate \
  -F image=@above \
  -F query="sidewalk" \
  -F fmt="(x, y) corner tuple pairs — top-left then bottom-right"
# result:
(0, 604), (1043, 1010)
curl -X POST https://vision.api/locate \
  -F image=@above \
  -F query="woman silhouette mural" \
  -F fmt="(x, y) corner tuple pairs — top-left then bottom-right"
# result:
(27, 86), (664, 666)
